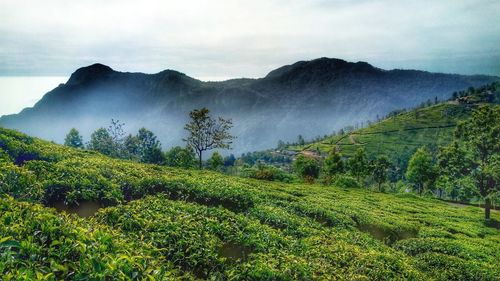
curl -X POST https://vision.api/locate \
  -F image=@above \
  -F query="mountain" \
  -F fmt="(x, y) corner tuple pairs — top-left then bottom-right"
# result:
(1, 58), (499, 153)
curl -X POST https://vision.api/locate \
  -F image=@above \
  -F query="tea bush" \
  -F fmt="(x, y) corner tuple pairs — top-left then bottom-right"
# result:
(0, 127), (499, 280)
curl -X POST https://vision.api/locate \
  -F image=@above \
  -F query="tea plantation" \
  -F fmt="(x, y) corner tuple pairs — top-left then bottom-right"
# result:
(289, 102), (471, 163)
(0, 127), (499, 280)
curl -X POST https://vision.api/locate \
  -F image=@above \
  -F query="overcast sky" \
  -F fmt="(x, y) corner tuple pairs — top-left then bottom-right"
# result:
(0, 0), (499, 80)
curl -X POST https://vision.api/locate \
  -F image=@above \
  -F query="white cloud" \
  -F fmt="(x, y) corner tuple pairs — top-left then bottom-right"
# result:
(0, 0), (499, 78)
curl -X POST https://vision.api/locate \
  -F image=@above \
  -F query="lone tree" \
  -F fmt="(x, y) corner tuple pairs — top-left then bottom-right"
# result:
(64, 128), (84, 149)
(439, 106), (499, 220)
(406, 147), (436, 195)
(88, 128), (115, 157)
(136, 128), (163, 164)
(322, 149), (344, 185)
(293, 154), (320, 183)
(371, 155), (391, 191)
(183, 108), (234, 169)
(348, 148), (369, 185)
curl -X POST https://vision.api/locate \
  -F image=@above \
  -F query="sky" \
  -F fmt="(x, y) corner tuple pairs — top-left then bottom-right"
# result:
(0, 0), (499, 115)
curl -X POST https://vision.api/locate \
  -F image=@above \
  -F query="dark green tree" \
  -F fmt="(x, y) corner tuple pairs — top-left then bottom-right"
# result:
(207, 151), (224, 171)
(224, 154), (236, 167)
(371, 156), (391, 191)
(348, 148), (368, 184)
(406, 147), (436, 195)
(439, 106), (499, 220)
(183, 108), (234, 169)
(293, 154), (320, 183)
(322, 149), (344, 185)
(136, 128), (163, 164)
(123, 134), (141, 160)
(88, 128), (115, 156)
(64, 128), (84, 149)
(163, 146), (197, 169)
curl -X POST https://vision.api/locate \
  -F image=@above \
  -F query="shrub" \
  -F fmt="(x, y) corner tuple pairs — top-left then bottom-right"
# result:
(332, 175), (359, 188)
(293, 155), (320, 183)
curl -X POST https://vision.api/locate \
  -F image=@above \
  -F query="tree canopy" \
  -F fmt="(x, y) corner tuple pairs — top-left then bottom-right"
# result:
(406, 147), (436, 195)
(183, 108), (234, 169)
(348, 148), (368, 185)
(64, 128), (84, 149)
(371, 156), (391, 191)
(439, 106), (499, 220)
(294, 155), (320, 183)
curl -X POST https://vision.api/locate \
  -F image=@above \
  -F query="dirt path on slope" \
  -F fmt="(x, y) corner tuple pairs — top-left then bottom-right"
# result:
(349, 134), (361, 145)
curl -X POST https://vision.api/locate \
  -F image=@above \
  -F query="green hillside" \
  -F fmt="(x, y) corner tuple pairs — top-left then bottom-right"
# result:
(291, 103), (464, 164)
(1, 127), (499, 280)
(289, 83), (500, 169)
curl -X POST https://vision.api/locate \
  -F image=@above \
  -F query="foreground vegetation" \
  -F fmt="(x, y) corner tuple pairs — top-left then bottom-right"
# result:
(1, 127), (499, 280)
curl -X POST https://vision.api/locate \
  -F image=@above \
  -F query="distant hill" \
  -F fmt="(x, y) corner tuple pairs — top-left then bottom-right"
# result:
(1, 58), (498, 153)
(288, 82), (500, 170)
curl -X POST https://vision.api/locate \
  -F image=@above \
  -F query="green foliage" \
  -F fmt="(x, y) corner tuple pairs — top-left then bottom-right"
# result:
(348, 148), (369, 184)
(224, 154), (236, 167)
(321, 149), (344, 185)
(371, 155), (391, 191)
(0, 162), (43, 201)
(122, 128), (163, 164)
(163, 146), (196, 169)
(0, 196), (183, 280)
(183, 107), (234, 169)
(239, 151), (292, 166)
(135, 128), (163, 164)
(406, 147), (437, 194)
(63, 128), (84, 149)
(293, 155), (320, 183)
(0, 127), (499, 280)
(332, 174), (359, 188)
(207, 151), (224, 171)
(439, 105), (500, 219)
(88, 128), (116, 157)
(239, 163), (295, 183)
(123, 133), (141, 160)
(291, 102), (475, 177)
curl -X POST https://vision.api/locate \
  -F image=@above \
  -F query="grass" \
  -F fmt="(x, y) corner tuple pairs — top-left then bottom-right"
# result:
(0, 127), (499, 280)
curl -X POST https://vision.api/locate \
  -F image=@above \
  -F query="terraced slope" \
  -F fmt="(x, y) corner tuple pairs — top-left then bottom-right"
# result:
(0, 128), (499, 280)
(290, 102), (499, 171)
(290, 84), (500, 167)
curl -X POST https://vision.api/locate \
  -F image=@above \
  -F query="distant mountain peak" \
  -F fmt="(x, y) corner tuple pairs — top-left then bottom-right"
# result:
(66, 63), (115, 86)
(263, 57), (378, 81)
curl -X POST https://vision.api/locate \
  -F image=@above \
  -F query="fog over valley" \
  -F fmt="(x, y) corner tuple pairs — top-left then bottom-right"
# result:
(1, 58), (498, 154)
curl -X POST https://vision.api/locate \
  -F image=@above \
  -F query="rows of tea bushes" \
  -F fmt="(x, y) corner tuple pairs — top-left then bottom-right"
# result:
(1, 127), (499, 280)
(0, 196), (189, 280)
(96, 195), (425, 280)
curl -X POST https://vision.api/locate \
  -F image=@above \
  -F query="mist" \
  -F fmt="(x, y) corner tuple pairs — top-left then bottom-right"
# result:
(0, 76), (67, 116)
(1, 59), (497, 156)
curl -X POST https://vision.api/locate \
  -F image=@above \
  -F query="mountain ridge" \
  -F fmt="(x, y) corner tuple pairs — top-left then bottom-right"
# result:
(1, 57), (499, 153)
